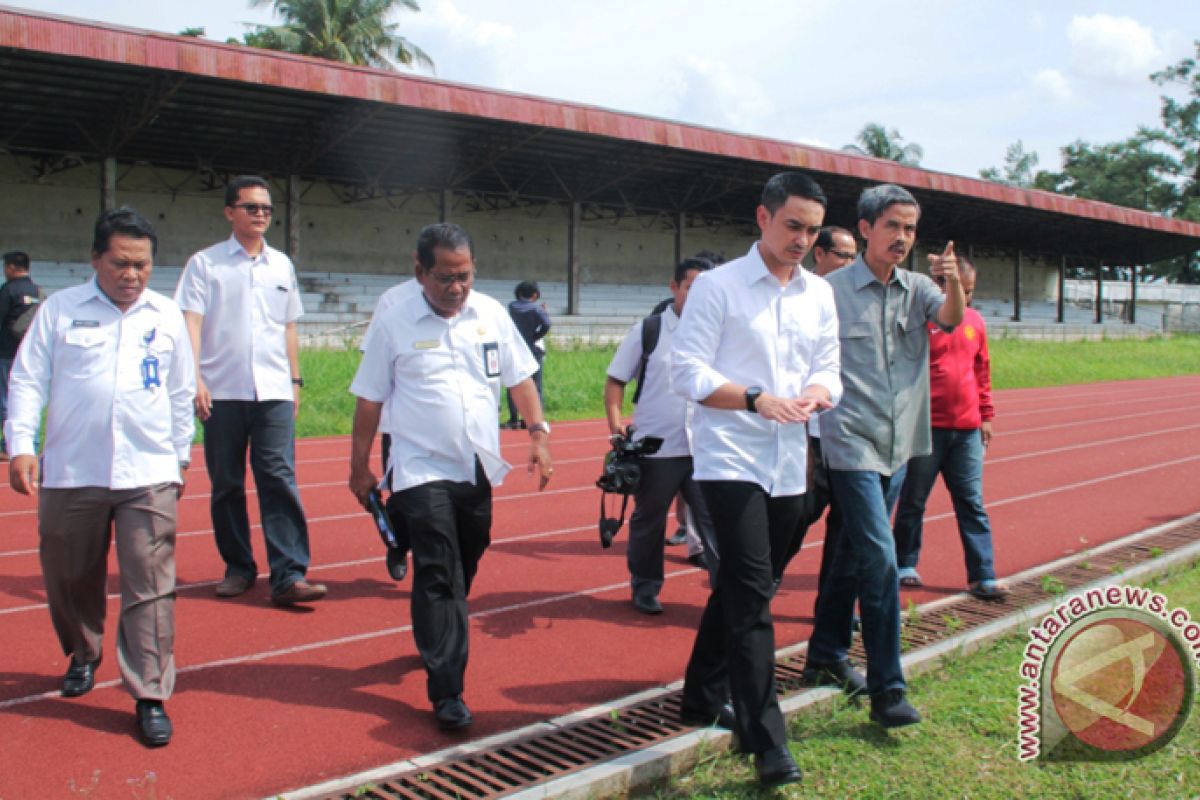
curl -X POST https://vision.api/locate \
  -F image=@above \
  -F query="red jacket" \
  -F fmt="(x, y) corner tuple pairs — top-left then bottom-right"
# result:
(926, 306), (994, 429)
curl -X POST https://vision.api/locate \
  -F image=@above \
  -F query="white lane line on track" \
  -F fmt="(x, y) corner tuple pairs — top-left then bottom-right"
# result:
(1001, 390), (1200, 419)
(1001, 403), (1200, 437)
(0, 521), (603, 614)
(0, 564), (707, 711)
(988, 423), (1200, 464)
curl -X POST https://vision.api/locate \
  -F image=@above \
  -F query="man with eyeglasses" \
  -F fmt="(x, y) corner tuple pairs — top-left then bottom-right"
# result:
(811, 226), (858, 278)
(175, 175), (325, 607)
(348, 222), (553, 730)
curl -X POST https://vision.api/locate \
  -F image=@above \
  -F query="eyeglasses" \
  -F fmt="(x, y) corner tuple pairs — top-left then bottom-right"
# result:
(427, 270), (474, 287)
(829, 250), (856, 260)
(235, 203), (274, 216)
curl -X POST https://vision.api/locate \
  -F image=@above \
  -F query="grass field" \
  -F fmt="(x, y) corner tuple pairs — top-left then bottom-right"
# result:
(292, 334), (1200, 438)
(656, 562), (1200, 798)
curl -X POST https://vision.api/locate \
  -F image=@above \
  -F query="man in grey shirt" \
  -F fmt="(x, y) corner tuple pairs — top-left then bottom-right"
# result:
(804, 184), (964, 727)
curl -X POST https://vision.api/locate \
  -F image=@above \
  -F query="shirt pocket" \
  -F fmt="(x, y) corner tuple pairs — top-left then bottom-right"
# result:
(60, 327), (108, 379)
(838, 321), (876, 373)
(257, 276), (293, 325)
(896, 310), (927, 362)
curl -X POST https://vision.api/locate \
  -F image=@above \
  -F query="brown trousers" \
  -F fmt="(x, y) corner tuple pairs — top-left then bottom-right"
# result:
(38, 483), (178, 701)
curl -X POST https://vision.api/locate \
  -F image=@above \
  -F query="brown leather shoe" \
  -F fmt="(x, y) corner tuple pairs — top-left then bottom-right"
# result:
(215, 574), (256, 598)
(271, 579), (327, 606)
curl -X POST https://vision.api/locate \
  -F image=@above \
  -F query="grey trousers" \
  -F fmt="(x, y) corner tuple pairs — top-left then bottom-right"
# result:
(39, 483), (178, 701)
(627, 456), (719, 596)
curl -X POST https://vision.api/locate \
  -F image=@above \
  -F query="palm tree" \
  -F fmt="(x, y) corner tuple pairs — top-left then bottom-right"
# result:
(243, 0), (434, 71)
(843, 123), (924, 166)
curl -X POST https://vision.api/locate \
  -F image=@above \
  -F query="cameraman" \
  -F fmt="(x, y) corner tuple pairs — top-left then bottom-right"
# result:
(603, 257), (716, 615)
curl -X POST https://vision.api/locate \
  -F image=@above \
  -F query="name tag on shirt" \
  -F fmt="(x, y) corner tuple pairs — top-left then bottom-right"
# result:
(414, 339), (439, 350)
(482, 342), (500, 377)
(72, 319), (100, 328)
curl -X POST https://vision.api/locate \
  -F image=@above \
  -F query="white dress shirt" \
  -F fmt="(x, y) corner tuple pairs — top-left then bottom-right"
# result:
(362, 279), (419, 434)
(606, 307), (692, 458)
(671, 244), (842, 497)
(174, 236), (303, 402)
(351, 287), (538, 491)
(5, 279), (196, 489)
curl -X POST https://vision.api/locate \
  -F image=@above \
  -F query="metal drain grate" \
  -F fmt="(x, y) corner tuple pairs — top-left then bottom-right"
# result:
(322, 518), (1200, 800)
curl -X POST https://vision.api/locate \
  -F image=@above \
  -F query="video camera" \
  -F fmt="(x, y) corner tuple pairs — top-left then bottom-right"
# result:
(596, 428), (663, 547)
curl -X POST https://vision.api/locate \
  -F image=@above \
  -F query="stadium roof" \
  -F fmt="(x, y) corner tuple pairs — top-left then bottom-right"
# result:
(2, 5), (1199, 264)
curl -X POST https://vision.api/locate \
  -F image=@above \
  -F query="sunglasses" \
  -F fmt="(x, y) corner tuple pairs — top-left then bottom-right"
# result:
(235, 203), (274, 216)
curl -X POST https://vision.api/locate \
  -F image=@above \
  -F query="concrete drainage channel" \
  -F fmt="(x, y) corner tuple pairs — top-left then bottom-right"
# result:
(288, 514), (1200, 800)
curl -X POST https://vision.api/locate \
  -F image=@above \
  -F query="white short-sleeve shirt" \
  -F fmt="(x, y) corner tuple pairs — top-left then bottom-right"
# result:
(606, 307), (692, 458)
(174, 236), (303, 402)
(350, 287), (538, 491)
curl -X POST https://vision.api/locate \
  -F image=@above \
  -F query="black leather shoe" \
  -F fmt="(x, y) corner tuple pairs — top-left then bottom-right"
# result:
(434, 695), (473, 730)
(755, 745), (802, 787)
(136, 700), (173, 747)
(632, 592), (663, 615)
(385, 547), (408, 581)
(62, 658), (99, 697)
(679, 702), (736, 730)
(802, 659), (867, 696)
(870, 689), (922, 728)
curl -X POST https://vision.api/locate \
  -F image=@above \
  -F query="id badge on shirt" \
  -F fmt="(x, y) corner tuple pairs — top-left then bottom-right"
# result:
(482, 342), (500, 378)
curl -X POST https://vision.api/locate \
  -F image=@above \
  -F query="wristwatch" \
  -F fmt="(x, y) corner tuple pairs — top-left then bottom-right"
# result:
(291, 377), (305, 388)
(745, 386), (763, 413)
(528, 421), (551, 436)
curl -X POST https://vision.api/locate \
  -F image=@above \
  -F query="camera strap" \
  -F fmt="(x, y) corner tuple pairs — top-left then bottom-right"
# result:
(598, 489), (631, 548)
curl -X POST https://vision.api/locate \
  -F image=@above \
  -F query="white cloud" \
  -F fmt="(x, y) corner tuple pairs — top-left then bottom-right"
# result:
(1032, 69), (1073, 103)
(401, 0), (516, 83)
(1067, 14), (1163, 82)
(665, 57), (771, 134)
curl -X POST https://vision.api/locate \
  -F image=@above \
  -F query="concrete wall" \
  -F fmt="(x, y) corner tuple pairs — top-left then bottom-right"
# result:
(909, 244), (1058, 302)
(0, 157), (756, 285)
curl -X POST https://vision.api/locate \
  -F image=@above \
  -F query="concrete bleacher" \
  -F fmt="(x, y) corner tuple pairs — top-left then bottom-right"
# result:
(25, 261), (1161, 346)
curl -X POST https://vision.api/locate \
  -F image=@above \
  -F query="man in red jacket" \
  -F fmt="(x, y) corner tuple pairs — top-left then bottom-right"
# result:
(892, 254), (1009, 600)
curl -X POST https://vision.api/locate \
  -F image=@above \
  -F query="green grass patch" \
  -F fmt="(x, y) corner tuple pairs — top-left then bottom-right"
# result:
(287, 335), (1200, 439)
(989, 334), (1200, 389)
(658, 562), (1200, 798)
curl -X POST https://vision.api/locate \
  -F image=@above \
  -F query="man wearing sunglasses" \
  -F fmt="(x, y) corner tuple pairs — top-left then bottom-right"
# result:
(175, 175), (325, 608)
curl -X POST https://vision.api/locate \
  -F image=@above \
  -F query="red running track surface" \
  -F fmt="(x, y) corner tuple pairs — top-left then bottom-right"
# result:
(1, 376), (1199, 798)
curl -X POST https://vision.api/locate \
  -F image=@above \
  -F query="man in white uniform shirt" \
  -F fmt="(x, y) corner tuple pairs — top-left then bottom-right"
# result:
(6, 208), (194, 747)
(348, 223), (553, 730)
(671, 172), (841, 787)
(603, 256), (717, 615)
(175, 176), (324, 606)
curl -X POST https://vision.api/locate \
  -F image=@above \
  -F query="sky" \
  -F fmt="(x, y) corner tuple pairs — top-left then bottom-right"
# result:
(14, 0), (1200, 179)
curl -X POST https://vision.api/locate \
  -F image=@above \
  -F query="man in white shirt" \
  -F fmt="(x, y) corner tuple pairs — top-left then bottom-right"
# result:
(603, 256), (717, 615)
(671, 172), (841, 788)
(348, 223), (553, 730)
(175, 176), (325, 607)
(6, 208), (195, 747)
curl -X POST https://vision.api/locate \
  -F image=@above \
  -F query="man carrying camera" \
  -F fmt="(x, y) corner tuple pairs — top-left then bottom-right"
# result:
(672, 172), (840, 787)
(603, 257), (716, 615)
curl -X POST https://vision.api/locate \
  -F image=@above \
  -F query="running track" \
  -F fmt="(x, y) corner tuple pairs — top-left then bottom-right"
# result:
(1, 376), (1199, 799)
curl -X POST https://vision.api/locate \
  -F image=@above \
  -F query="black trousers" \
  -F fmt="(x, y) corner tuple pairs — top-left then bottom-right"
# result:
(387, 460), (491, 702)
(204, 399), (309, 592)
(682, 480), (806, 755)
(627, 456), (717, 596)
(775, 436), (843, 603)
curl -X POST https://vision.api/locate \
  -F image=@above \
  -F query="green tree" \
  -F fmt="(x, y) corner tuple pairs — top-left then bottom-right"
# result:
(179, 27), (207, 37)
(1149, 40), (1200, 222)
(1032, 135), (1179, 212)
(980, 140), (1039, 187)
(843, 123), (924, 166)
(239, 0), (433, 71)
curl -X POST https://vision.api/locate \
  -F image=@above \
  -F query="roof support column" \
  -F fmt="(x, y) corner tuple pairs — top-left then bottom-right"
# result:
(286, 174), (300, 261)
(1095, 262), (1104, 324)
(1011, 249), (1022, 322)
(674, 211), (684, 266)
(1129, 265), (1138, 325)
(567, 201), (581, 315)
(1056, 255), (1066, 323)
(101, 156), (117, 212)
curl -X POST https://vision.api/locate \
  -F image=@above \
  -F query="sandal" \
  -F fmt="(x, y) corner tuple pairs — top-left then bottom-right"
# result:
(898, 567), (923, 588)
(969, 579), (1010, 601)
